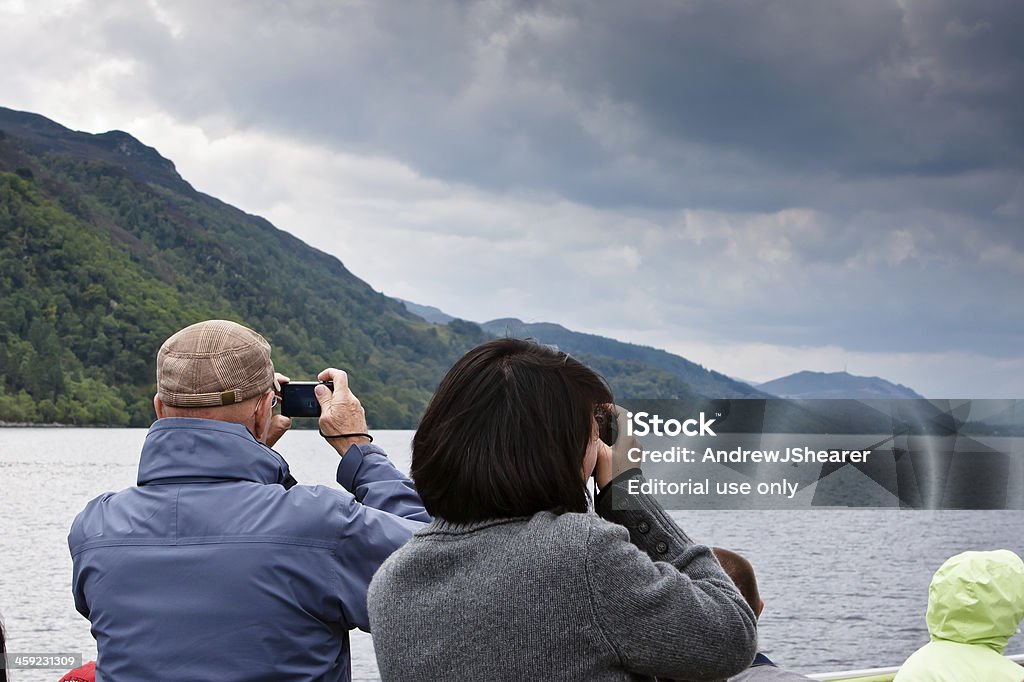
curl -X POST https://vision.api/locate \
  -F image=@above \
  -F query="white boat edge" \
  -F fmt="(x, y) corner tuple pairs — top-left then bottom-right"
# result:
(806, 652), (1024, 681)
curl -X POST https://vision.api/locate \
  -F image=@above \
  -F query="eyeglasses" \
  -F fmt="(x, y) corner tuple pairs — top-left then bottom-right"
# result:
(269, 378), (281, 410)
(248, 390), (280, 428)
(260, 388), (279, 410)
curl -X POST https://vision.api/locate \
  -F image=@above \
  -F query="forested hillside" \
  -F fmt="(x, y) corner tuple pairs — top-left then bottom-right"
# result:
(0, 108), (490, 426)
(1, 107), (746, 428)
(2, 106), (753, 425)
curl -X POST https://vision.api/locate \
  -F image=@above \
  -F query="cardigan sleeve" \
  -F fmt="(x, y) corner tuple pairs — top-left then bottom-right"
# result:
(586, 471), (757, 681)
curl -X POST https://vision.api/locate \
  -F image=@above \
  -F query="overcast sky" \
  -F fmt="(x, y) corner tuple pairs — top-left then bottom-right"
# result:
(3, 0), (1023, 397)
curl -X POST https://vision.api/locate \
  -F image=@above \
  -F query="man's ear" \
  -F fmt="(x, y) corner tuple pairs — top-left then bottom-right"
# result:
(253, 395), (272, 444)
(757, 599), (765, 618)
(154, 395), (166, 419)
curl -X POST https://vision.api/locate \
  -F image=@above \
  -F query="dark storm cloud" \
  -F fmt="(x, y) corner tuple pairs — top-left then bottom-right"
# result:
(22, 0), (1022, 368)
(81, 0), (1024, 212)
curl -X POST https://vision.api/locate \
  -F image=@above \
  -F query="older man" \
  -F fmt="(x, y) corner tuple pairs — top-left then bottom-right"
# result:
(665, 549), (812, 682)
(713, 549), (813, 682)
(69, 319), (429, 681)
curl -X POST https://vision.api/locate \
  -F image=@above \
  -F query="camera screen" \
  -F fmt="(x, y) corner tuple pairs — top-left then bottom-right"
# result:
(280, 381), (332, 418)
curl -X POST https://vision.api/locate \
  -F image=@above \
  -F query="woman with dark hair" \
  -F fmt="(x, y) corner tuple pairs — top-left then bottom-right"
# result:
(368, 338), (757, 681)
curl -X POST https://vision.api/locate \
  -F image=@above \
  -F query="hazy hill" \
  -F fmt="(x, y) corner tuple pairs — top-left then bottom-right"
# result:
(401, 306), (698, 400)
(757, 370), (924, 399)
(0, 106), (493, 426)
(399, 299), (456, 325)
(482, 318), (768, 399)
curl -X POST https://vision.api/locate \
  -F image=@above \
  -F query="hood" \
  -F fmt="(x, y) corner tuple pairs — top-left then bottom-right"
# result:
(138, 418), (291, 486)
(927, 549), (1024, 653)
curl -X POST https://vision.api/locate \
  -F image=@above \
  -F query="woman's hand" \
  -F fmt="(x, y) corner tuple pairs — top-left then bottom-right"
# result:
(593, 439), (616, 489)
(594, 404), (643, 490)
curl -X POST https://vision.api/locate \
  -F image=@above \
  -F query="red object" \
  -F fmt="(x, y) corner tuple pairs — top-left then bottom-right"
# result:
(58, 660), (95, 682)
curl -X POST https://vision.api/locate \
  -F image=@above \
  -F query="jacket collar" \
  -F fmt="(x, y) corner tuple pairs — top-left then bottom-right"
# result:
(138, 417), (292, 487)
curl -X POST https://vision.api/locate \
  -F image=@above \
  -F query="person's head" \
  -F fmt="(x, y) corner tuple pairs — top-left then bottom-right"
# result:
(712, 548), (763, 619)
(411, 338), (613, 522)
(926, 549), (1024, 652)
(153, 320), (278, 442)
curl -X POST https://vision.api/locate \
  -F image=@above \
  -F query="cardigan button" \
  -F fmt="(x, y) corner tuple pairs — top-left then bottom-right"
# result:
(637, 521), (650, 534)
(655, 541), (669, 554)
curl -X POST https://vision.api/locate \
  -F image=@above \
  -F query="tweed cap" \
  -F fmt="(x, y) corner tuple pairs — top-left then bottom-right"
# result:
(157, 320), (274, 407)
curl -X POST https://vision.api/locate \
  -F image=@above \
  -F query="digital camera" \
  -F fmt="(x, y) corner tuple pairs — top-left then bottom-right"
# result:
(280, 381), (333, 418)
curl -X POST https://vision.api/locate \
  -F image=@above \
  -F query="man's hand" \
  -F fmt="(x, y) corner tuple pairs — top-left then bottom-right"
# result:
(316, 367), (371, 457)
(594, 404), (642, 489)
(264, 372), (292, 448)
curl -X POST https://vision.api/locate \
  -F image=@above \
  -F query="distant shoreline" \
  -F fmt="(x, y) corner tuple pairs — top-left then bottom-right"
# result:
(0, 421), (102, 428)
(0, 421), (323, 429)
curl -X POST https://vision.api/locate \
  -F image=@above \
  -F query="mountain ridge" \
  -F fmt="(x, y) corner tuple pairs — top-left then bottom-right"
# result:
(481, 317), (769, 399)
(399, 299), (457, 325)
(0, 107), (192, 193)
(757, 370), (924, 399)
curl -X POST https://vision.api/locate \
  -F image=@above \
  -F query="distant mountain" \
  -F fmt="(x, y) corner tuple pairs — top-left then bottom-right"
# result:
(757, 371), (924, 399)
(481, 318), (769, 399)
(399, 299), (456, 325)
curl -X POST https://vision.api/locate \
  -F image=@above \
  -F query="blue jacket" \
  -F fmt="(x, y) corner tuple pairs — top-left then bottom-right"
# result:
(69, 418), (429, 681)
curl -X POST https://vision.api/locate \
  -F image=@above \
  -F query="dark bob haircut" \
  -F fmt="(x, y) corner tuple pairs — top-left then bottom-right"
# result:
(412, 338), (613, 522)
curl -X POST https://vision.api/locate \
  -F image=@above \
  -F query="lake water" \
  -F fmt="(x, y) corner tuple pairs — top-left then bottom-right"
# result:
(1, 428), (1022, 681)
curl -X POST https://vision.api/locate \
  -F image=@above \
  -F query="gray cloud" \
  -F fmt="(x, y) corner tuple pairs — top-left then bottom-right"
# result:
(3, 0), (1022, 392)
(77, 0), (1022, 208)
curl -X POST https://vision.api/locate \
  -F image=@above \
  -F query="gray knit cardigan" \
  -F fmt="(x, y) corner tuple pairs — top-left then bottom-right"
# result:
(368, 471), (757, 681)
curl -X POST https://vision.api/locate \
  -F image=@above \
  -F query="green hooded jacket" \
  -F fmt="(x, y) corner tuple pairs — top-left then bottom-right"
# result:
(894, 549), (1024, 682)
